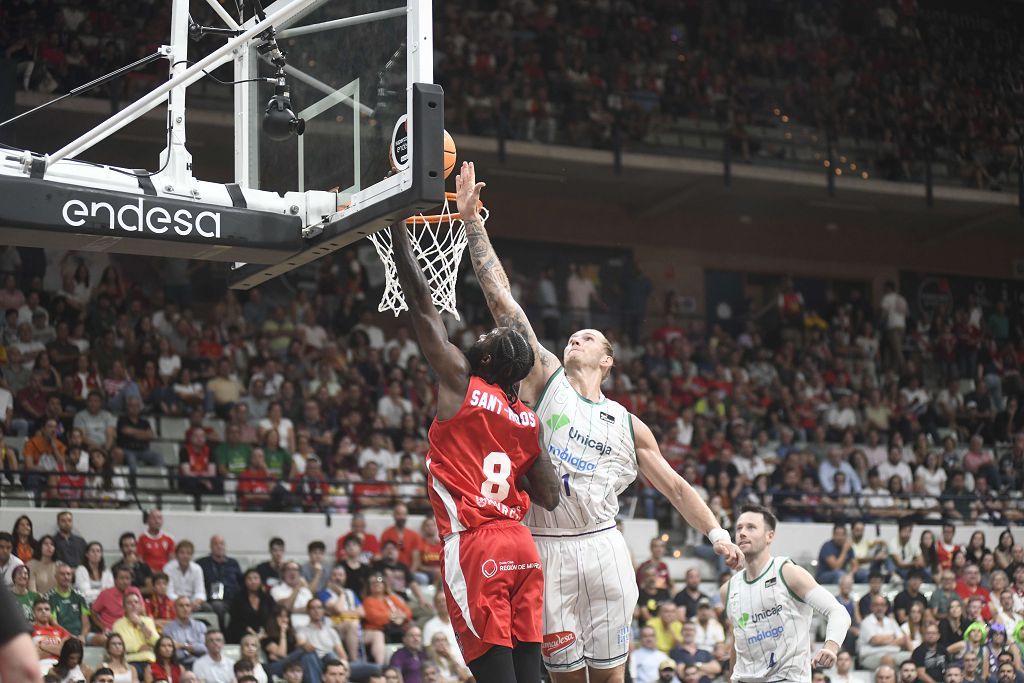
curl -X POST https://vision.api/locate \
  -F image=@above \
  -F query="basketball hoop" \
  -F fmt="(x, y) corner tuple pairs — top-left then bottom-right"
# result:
(366, 192), (488, 319)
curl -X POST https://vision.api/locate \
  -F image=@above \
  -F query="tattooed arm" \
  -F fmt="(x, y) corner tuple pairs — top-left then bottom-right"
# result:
(455, 161), (561, 405)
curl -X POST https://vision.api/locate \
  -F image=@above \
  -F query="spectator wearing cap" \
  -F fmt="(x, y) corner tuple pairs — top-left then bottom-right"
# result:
(629, 627), (665, 683)
(658, 659), (682, 683)
(692, 598), (724, 653)
(669, 622), (719, 683)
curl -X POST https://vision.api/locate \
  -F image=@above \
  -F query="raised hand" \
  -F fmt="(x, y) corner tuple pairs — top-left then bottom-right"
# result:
(454, 161), (485, 220)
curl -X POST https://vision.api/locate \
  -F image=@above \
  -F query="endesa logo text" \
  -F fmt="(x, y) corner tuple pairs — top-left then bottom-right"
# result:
(62, 198), (222, 238)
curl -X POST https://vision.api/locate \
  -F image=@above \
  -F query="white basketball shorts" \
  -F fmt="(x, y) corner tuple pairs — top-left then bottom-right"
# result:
(531, 523), (639, 672)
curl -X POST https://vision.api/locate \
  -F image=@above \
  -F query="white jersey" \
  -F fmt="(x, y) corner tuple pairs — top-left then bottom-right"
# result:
(526, 367), (636, 530)
(726, 556), (813, 683)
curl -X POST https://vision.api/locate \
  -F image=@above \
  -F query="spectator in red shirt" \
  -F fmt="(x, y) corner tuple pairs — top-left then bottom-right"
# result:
(411, 516), (441, 586)
(635, 537), (671, 590)
(238, 448), (274, 512)
(32, 596), (70, 664)
(136, 510), (175, 573)
(379, 503), (422, 568)
(91, 565), (144, 632)
(955, 564), (992, 621)
(146, 573), (175, 629)
(351, 462), (393, 512)
(288, 455), (329, 513)
(936, 523), (960, 570)
(337, 513), (380, 564)
(178, 429), (219, 497)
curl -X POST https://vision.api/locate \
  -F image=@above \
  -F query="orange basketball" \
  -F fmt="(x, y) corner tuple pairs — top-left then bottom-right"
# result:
(443, 130), (457, 178)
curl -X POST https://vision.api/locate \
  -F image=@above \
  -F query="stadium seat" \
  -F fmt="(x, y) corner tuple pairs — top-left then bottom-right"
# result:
(383, 643), (402, 663)
(159, 493), (196, 510)
(136, 466), (169, 490)
(153, 441), (180, 467)
(3, 435), (26, 453)
(83, 646), (105, 670)
(222, 644), (241, 662)
(159, 417), (189, 441)
(204, 418), (226, 440)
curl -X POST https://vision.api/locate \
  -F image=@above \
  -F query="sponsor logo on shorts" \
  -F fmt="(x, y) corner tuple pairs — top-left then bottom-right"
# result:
(738, 604), (783, 629)
(548, 444), (597, 472)
(542, 631), (576, 656)
(746, 625), (785, 644)
(481, 558), (540, 579)
(617, 625), (632, 644)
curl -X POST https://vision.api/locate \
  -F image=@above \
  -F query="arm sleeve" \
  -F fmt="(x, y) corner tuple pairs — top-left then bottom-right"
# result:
(0, 583), (30, 645)
(804, 585), (852, 647)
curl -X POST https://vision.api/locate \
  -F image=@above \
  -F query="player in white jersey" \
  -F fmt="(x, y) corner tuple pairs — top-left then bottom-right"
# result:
(723, 505), (851, 683)
(455, 161), (744, 683)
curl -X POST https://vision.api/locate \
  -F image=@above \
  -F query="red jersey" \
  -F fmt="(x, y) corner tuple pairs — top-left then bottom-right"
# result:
(380, 527), (423, 567)
(137, 531), (176, 572)
(32, 623), (70, 650)
(425, 376), (540, 537)
(146, 594), (175, 621)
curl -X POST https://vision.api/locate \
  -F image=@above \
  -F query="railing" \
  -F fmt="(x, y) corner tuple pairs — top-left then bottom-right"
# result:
(723, 488), (1024, 526)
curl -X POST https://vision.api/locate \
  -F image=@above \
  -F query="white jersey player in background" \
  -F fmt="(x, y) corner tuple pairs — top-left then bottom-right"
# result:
(723, 505), (851, 683)
(455, 161), (744, 683)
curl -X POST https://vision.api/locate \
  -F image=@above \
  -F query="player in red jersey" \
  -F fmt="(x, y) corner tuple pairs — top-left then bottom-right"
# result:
(391, 219), (560, 683)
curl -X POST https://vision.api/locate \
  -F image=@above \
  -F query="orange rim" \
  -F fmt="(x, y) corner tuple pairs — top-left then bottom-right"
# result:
(338, 192), (484, 225)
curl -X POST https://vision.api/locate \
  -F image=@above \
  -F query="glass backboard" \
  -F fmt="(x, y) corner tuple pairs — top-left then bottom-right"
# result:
(246, 0), (428, 207)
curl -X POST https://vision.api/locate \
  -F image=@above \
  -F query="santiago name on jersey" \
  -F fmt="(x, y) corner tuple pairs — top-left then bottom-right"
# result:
(526, 367), (636, 529)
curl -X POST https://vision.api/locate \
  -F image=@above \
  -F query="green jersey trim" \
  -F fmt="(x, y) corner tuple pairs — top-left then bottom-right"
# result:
(778, 559), (806, 603)
(743, 558), (776, 585)
(534, 366), (564, 411)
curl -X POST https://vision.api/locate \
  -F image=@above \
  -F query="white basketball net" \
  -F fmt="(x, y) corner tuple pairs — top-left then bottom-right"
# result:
(366, 194), (488, 319)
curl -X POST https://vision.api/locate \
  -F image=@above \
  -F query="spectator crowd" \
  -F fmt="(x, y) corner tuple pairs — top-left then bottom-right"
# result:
(628, 521), (1023, 683)
(3, 0), (1022, 189)
(4, 508), (463, 683)
(5, 508), (1021, 683)
(0, 237), (1023, 526)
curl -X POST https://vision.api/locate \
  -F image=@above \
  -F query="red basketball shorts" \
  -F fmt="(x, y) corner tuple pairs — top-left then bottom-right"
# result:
(439, 522), (544, 663)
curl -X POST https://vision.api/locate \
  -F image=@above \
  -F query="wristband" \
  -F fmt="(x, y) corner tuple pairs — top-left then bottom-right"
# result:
(708, 527), (731, 546)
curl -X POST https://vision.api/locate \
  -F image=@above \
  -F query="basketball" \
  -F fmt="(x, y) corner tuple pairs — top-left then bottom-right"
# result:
(443, 129), (457, 178)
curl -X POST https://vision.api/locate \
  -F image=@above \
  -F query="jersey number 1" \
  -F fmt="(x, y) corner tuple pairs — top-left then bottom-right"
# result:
(480, 452), (512, 501)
